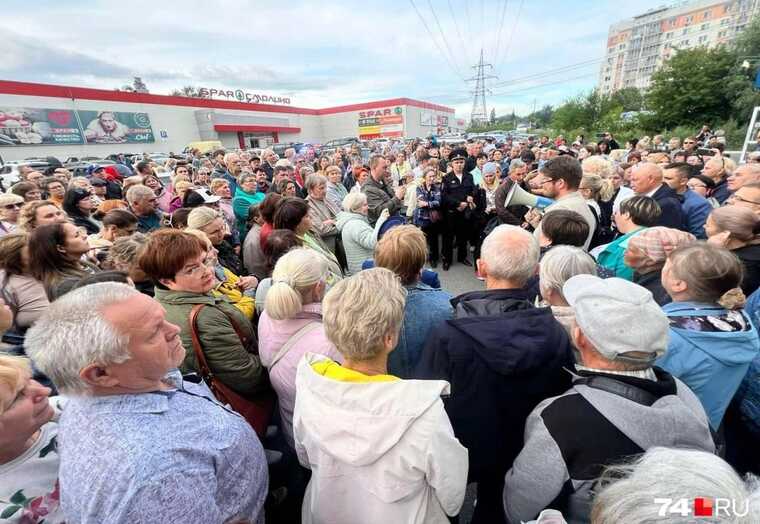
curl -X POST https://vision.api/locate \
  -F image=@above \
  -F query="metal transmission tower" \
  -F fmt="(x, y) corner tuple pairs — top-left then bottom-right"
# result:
(468, 49), (497, 124)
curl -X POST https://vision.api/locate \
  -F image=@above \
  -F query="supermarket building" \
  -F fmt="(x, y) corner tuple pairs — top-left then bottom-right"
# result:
(0, 80), (463, 161)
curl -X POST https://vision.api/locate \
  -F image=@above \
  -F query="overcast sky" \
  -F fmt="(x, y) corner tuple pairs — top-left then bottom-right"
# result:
(2, 0), (669, 118)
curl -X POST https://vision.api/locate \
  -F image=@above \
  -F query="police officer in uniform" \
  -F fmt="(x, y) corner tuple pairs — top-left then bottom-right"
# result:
(441, 148), (477, 270)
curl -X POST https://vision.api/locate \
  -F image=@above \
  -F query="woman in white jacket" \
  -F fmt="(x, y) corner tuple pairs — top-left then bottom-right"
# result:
(335, 192), (388, 275)
(293, 268), (468, 524)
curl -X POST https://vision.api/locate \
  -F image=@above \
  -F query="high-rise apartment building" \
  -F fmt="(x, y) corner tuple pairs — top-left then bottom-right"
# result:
(599, 0), (760, 94)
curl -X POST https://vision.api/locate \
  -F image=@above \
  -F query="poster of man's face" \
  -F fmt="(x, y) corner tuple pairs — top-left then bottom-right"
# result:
(84, 111), (130, 143)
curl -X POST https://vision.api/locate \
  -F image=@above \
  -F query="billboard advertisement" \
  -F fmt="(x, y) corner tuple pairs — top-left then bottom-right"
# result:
(78, 110), (155, 144)
(0, 108), (155, 146)
(0, 107), (84, 146)
(358, 106), (404, 139)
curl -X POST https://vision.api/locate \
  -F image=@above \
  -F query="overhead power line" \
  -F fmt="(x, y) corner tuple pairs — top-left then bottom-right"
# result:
(426, 0), (468, 78)
(409, 0), (467, 81)
(489, 72), (599, 97)
(492, 0), (510, 69)
(490, 58), (604, 88)
(435, 71), (599, 105)
(495, 0), (525, 74)
(447, 0), (470, 65)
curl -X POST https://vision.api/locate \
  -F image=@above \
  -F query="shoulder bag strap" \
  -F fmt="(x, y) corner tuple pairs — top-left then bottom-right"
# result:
(215, 304), (250, 347)
(189, 304), (215, 381)
(268, 321), (320, 371)
(575, 375), (658, 407)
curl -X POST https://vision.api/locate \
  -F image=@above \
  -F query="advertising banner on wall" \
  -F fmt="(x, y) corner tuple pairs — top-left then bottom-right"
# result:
(0, 108), (155, 146)
(358, 106), (404, 139)
(78, 111), (155, 144)
(0, 107), (84, 146)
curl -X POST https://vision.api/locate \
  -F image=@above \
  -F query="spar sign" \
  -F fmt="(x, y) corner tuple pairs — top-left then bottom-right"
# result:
(358, 106), (404, 140)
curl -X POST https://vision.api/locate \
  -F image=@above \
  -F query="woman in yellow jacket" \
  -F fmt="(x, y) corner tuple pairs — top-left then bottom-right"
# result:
(185, 229), (257, 320)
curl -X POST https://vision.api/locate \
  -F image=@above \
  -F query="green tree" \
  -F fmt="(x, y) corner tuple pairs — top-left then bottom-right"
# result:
(646, 47), (735, 129)
(727, 17), (760, 122)
(609, 87), (644, 112)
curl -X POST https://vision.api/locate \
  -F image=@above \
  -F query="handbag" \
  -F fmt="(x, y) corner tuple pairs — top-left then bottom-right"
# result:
(189, 304), (274, 438)
(429, 209), (442, 223)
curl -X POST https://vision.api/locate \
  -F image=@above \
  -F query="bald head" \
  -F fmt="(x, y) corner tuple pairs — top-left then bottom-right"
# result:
(630, 163), (663, 195)
(479, 225), (539, 288)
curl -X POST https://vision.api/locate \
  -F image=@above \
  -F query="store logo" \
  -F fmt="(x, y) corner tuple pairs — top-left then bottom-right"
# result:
(359, 107), (403, 118)
(654, 498), (749, 518)
(197, 88), (291, 105)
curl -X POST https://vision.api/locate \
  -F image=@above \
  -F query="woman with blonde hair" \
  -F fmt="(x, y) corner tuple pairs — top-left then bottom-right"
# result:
(657, 243), (760, 431)
(705, 206), (760, 295)
(0, 355), (61, 523)
(335, 192), (388, 275)
(17, 200), (66, 232)
(168, 180), (194, 213)
(579, 173), (616, 248)
(324, 165), (348, 212)
(293, 268), (468, 524)
(374, 225), (452, 378)
(258, 248), (341, 449)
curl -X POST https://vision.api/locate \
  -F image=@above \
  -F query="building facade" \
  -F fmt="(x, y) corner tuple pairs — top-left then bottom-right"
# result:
(599, 0), (760, 94)
(0, 80), (461, 161)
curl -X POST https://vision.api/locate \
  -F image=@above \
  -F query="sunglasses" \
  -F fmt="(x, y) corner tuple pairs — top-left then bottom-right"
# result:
(3, 203), (23, 210)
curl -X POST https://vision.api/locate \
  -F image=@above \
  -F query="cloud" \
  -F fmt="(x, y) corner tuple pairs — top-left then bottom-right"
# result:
(0, 0), (671, 117)
(0, 31), (133, 80)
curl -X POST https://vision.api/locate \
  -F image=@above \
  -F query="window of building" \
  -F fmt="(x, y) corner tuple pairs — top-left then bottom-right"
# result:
(666, 32), (673, 39)
(669, 17), (677, 26)
(701, 23), (709, 30)
(703, 10), (711, 19)
(685, 15), (693, 24)
(699, 35), (708, 43)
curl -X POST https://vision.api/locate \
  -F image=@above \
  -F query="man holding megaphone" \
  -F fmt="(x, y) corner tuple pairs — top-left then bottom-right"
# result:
(518, 156), (597, 250)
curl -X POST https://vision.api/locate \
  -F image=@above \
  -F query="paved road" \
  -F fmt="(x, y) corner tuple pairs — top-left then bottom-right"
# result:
(434, 259), (486, 297)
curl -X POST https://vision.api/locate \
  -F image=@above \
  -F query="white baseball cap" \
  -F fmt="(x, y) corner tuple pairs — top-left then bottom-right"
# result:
(563, 274), (669, 363)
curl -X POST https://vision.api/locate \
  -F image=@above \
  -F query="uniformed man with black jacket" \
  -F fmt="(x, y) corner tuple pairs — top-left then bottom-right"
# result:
(440, 148), (477, 270)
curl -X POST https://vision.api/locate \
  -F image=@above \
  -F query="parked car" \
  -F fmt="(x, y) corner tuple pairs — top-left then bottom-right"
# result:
(0, 159), (53, 189)
(321, 137), (359, 154)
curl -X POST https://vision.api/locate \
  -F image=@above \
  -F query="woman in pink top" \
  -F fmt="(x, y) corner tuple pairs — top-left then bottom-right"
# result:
(257, 248), (341, 449)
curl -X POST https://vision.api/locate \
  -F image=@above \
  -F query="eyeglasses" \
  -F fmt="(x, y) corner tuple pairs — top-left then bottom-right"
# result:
(3, 203), (23, 210)
(181, 254), (216, 276)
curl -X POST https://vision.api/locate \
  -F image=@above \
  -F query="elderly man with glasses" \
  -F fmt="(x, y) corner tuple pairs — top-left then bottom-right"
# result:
(728, 163), (760, 195)
(728, 181), (760, 215)
(25, 283), (269, 524)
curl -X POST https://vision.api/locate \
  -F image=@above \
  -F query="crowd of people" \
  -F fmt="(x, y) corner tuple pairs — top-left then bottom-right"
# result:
(1, 129), (760, 524)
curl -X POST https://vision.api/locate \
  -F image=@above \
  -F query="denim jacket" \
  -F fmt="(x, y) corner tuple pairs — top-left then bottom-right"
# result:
(388, 282), (452, 378)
